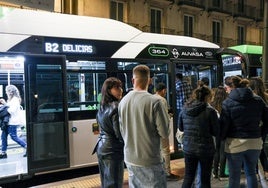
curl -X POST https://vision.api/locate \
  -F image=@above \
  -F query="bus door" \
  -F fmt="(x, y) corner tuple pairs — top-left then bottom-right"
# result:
(24, 54), (69, 174)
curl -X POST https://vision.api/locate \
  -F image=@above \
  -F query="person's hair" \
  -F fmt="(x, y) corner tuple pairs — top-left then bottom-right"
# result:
(249, 77), (268, 104)
(155, 82), (166, 92)
(201, 77), (209, 86)
(100, 77), (122, 106)
(225, 76), (249, 88)
(211, 86), (227, 113)
(186, 86), (211, 106)
(133, 65), (150, 89)
(6, 85), (21, 102)
(176, 73), (183, 80)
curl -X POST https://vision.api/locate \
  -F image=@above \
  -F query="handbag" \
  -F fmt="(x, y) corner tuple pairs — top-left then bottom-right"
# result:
(18, 106), (26, 126)
(176, 128), (184, 144)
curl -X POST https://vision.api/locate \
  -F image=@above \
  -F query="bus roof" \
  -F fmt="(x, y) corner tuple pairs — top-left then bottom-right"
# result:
(228, 45), (262, 54)
(0, 7), (142, 42)
(112, 32), (220, 58)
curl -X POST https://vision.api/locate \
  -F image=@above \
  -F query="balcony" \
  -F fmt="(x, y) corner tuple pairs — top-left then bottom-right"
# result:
(177, 0), (205, 10)
(255, 8), (264, 22)
(233, 4), (256, 20)
(207, 1), (232, 15)
(141, 25), (176, 35)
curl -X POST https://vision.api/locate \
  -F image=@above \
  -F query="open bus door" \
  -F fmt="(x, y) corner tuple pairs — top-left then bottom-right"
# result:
(24, 54), (69, 175)
(0, 53), (69, 184)
(217, 48), (248, 78)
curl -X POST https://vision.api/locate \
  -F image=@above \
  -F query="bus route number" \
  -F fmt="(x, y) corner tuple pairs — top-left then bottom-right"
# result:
(148, 47), (169, 57)
(45, 42), (59, 53)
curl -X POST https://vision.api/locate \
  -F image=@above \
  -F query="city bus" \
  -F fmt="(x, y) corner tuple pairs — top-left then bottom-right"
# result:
(222, 45), (262, 78)
(0, 6), (239, 184)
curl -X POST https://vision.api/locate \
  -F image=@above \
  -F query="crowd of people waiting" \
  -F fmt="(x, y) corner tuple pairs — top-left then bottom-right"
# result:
(92, 63), (268, 188)
(178, 75), (268, 188)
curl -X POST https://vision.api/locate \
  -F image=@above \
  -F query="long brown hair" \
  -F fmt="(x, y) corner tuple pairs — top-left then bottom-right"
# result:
(186, 86), (211, 106)
(249, 77), (268, 104)
(211, 86), (227, 114)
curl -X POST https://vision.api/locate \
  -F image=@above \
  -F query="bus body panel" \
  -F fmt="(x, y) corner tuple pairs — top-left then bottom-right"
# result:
(0, 6), (225, 184)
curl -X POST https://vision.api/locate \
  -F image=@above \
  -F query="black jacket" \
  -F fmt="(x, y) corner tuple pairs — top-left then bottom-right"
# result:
(178, 101), (219, 157)
(93, 101), (124, 160)
(220, 87), (268, 139)
(0, 105), (10, 130)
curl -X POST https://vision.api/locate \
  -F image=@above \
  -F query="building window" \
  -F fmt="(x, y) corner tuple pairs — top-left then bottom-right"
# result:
(184, 15), (193, 37)
(110, 1), (124, 21)
(212, 21), (221, 44)
(63, 0), (78, 14)
(213, 0), (221, 7)
(237, 25), (245, 44)
(151, 8), (162, 33)
(238, 0), (245, 13)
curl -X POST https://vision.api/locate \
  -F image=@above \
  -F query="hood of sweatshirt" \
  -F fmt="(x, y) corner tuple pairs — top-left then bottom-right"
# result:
(228, 88), (254, 103)
(185, 100), (207, 117)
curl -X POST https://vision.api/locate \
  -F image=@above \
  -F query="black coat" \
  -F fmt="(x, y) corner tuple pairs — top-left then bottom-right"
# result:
(220, 87), (268, 140)
(93, 101), (124, 160)
(178, 101), (219, 157)
(0, 105), (10, 130)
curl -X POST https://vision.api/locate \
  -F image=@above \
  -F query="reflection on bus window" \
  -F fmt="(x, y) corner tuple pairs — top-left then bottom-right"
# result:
(67, 72), (106, 111)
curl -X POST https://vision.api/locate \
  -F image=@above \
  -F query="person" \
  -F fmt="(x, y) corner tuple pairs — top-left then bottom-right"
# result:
(211, 86), (228, 180)
(0, 85), (27, 159)
(199, 77), (210, 87)
(0, 100), (10, 141)
(220, 76), (268, 188)
(92, 77), (124, 188)
(176, 73), (192, 117)
(118, 65), (169, 188)
(178, 86), (219, 188)
(249, 77), (268, 179)
(154, 82), (179, 181)
(223, 76), (233, 94)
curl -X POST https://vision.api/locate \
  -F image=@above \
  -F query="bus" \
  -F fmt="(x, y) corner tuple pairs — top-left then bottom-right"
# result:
(222, 45), (263, 78)
(0, 6), (238, 184)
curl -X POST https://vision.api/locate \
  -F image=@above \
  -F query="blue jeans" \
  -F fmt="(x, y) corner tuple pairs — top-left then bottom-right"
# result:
(226, 149), (261, 188)
(98, 157), (124, 188)
(1, 125), (27, 152)
(126, 163), (166, 188)
(182, 153), (213, 188)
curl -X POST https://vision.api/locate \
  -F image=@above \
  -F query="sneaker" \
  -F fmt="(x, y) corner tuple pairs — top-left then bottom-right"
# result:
(166, 173), (179, 181)
(219, 174), (229, 181)
(0, 153), (7, 159)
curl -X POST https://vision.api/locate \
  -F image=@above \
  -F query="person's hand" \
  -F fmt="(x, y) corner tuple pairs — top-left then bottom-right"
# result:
(0, 98), (6, 105)
(0, 122), (8, 131)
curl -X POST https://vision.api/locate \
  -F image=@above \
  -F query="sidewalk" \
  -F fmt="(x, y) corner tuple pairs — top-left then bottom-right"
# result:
(168, 158), (267, 188)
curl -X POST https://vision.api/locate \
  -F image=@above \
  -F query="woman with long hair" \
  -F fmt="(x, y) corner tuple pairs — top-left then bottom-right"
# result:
(211, 86), (228, 180)
(92, 77), (124, 188)
(178, 86), (219, 188)
(220, 76), (268, 188)
(249, 77), (268, 179)
(0, 85), (27, 159)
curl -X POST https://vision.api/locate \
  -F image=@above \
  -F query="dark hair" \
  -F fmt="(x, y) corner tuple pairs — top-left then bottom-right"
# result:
(211, 86), (227, 113)
(176, 73), (183, 80)
(187, 86), (211, 106)
(225, 76), (249, 88)
(100, 77), (122, 106)
(155, 82), (166, 92)
(249, 77), (268, 104)
(201, 77), (209, 86)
